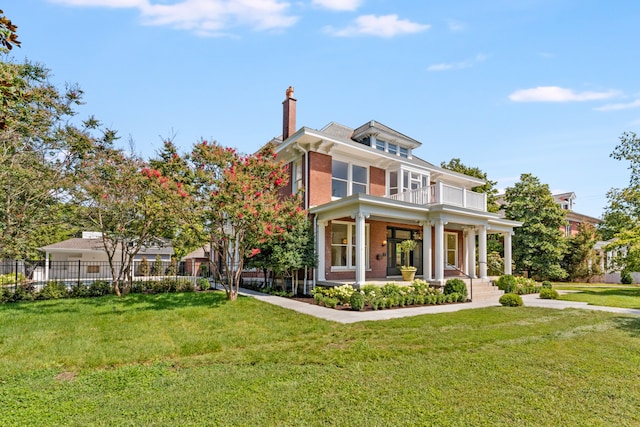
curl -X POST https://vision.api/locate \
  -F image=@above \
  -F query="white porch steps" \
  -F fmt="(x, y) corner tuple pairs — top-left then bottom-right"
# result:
(464, 278), (503, 303)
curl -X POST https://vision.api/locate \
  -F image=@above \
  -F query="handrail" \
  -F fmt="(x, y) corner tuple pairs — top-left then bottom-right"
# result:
(446, 263), (473, 301)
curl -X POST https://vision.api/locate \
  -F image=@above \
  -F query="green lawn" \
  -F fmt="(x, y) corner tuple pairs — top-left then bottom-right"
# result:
(2, 292), (640, 426)
(553, 283), (640, 309)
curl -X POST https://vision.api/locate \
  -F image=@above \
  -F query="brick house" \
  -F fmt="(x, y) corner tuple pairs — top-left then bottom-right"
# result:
(270, 87), (521, 287)
(552, 192), (602, 237)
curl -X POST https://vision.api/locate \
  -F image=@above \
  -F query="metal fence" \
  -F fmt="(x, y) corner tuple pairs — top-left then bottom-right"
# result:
(0, 259), (218, 288)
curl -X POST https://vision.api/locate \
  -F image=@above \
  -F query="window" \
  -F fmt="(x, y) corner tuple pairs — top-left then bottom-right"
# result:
(389, 169), (429, 195)
(331, 221), (370, 269)
(446, 232), (458, 268)
(389, 171), (398, 195)
(388, 143), (397, 155)
(87, 265), (100, 274)
(292, 160), (303, 193)
(332, 160), (368, 199)
(399, 146), (409, 158)
(376, 139), (386, 151)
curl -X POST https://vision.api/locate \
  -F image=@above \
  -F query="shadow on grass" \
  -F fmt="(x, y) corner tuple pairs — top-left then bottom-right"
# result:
(1, 291), (230, 314)
(613, 316), (640, 337)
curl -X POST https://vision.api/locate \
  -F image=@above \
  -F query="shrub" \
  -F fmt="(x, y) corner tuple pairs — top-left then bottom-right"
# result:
(541, 281), (553, 289)
(379, 283), (402, 298)
(37, 281), (69, 300)
(138, 257), (150, 276)
(539, 288), (559, 299)
(69, 284), (90, 298)
(324, 297), (338, 309)
(499, 293), (523, 307)
(88, 280), (112, 297)
(313, 292), (323, 304)
(197, 278), (210, 291)
(0, 272), (26, 286)
(444, 278), (467, 299)
(621, 271), (633, 285)
(9, 284), (36, 302)
(349, 292), (365, 311)
(176, 280), (195, 293)
(496, 275), (517, 293)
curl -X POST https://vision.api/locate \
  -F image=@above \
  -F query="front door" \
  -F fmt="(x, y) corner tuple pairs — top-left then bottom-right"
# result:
(386, 227), (423, 276)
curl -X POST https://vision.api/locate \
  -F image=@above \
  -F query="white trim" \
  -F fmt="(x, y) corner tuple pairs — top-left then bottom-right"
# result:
(329, 220), (370, 270)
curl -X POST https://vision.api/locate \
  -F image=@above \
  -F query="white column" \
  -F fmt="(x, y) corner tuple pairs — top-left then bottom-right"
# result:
(422, 221), (432, 281)
(316, 220), (327, 282)
(478, 225), (488, 279)
(504, 232), (512, 275)
(45, 252), (50, 282)
(354, 212), (368, 286)
(466, 227), (476, 278)
(434, 219), (445, 283)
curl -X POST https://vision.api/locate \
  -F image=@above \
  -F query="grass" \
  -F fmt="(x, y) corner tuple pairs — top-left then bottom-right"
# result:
(552, 283), (640, 309)
(1, 292), (640, 426)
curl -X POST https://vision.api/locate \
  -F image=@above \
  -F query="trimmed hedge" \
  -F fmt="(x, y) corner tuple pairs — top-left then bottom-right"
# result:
(499, 293), (523, 307)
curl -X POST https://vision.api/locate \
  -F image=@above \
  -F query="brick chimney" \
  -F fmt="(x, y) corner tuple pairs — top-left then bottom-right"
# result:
(282, 86), (296, 140)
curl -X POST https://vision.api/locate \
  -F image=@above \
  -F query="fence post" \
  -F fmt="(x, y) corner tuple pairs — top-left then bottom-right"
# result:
(15, 260), (18, 292)
(77, 259), (81, 287)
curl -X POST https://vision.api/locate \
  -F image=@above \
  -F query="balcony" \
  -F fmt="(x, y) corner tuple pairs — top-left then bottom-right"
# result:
(386, 183), (486, 212)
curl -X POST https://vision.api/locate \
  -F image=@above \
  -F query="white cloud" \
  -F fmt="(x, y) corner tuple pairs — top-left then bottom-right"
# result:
(427, 53), (486, 72)
(509, 86), (619, 103)
(594, 99), (640, 112)
(48, 0), (298, 34)
(326, 14), (430, 38)
(312, 0), (361, 11)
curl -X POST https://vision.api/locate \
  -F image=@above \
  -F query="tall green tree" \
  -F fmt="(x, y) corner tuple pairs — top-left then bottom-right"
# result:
(441, 158), (500, 213)
(600, 132), (640, 272)
(562, 223), (602, 282)
(504, 173), (568, 280)
(0, 59), (112, 259)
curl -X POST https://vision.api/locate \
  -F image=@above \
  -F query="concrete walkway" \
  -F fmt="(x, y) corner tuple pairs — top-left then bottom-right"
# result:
(240, 288), (640, 324)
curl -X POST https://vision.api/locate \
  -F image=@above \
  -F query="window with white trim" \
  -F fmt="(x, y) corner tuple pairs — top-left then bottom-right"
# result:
(446, 232), (458, 268)
(331, 160), (369, 198)
(330, 221), (370, 269)
(292, 159), (303, 193)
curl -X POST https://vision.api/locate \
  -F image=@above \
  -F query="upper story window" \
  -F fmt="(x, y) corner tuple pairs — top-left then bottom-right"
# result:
(388, 143), (397, 155)
(372, 138), (411, 158)
(376, 139), (385, 151)
(399, 147), (408, 158)
(332, 160), (368, 198)
(292, 159), (303, 193)
(389, 169), (429, 195)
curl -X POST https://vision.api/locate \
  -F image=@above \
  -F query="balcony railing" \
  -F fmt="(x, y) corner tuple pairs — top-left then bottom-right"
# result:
(386, 183), (486, 211)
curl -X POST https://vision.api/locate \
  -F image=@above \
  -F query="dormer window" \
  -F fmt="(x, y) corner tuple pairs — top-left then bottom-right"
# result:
(388, 143), (397, 155)
(399, 147), (408, 158)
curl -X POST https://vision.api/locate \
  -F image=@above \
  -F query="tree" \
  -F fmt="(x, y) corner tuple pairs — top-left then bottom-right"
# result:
(0, 9), (20, 53)
(0, 59), (113, 259)
(600, 132), (640, 272)
(189, 141), (305, 301)
(73, 144), (186, 296)
(441, 158), (500, 213)
(504, 173), (567, 280)
(562, 223), (602, 282)
(152, 254), (164, 276)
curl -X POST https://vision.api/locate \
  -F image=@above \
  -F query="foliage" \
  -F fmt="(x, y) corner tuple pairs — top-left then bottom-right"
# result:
(138, 257), (150, 276)
(398, 240), (417, 268)
(541, 281), (553, 289)
(620, 270), (633, 285)
(0, 272), (25, 285)
(0, 59), (112, 259)
(0, 9), (20, 52)
(539, 288), (559, 299)
(440, 158), (500, 212)
(151, 254), (164, 276)
(499, 293), (523, 307)
(190, 141), (304, 301)
(349, 291), (365, 311)
(72, 144), (186, 296)
(36, 281), (69, 300)
(496, 274), (517, 293)
(503, 173), (568, 280)
(562, 223), (602, 282)
(443, 278), (468, 300)
(487, 251), (505, 276)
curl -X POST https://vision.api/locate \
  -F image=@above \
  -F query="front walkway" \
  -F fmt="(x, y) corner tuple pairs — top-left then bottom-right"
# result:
(240, 288), (640, 324)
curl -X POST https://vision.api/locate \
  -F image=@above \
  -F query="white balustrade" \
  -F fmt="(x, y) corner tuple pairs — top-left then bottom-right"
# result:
(386, 183), (486, 211)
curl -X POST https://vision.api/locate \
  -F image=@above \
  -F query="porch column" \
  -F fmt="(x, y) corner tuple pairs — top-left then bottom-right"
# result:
(354, 212), (369, 286)
(503, 232), (512, 275)
(434, 219), (445, 283)
(465, 227), (476, 278)
(316, 220), (327, 282)
(478, 224), (488, 279)
(45, 252), (50, 282)
(421, 221), (432, 281)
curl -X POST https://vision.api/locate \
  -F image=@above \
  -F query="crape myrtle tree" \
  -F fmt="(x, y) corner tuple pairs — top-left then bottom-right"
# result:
(190, 141), (307, 301)
(0, 9), (20, 53)
(73, 143), (188, 296)
(0, 57), (114, 258)
(601, 132), (640, 273)
(504, 173), (568, 280)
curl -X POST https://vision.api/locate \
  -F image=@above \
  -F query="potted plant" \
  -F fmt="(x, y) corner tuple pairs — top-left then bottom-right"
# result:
(398, 239), (417, 281)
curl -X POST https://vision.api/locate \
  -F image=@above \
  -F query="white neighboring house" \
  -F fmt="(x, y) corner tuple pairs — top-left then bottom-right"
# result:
(37, 232), (173, 282)
(593, 239), (638, 284)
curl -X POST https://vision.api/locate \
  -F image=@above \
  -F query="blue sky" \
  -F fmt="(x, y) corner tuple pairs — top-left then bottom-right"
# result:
(6, 0), (640, 218)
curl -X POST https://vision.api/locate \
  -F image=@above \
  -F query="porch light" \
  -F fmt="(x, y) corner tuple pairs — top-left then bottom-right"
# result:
(382, 240), (387, 247)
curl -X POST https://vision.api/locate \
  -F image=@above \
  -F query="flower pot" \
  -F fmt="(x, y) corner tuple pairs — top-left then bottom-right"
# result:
(400, 267), (416, 282)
